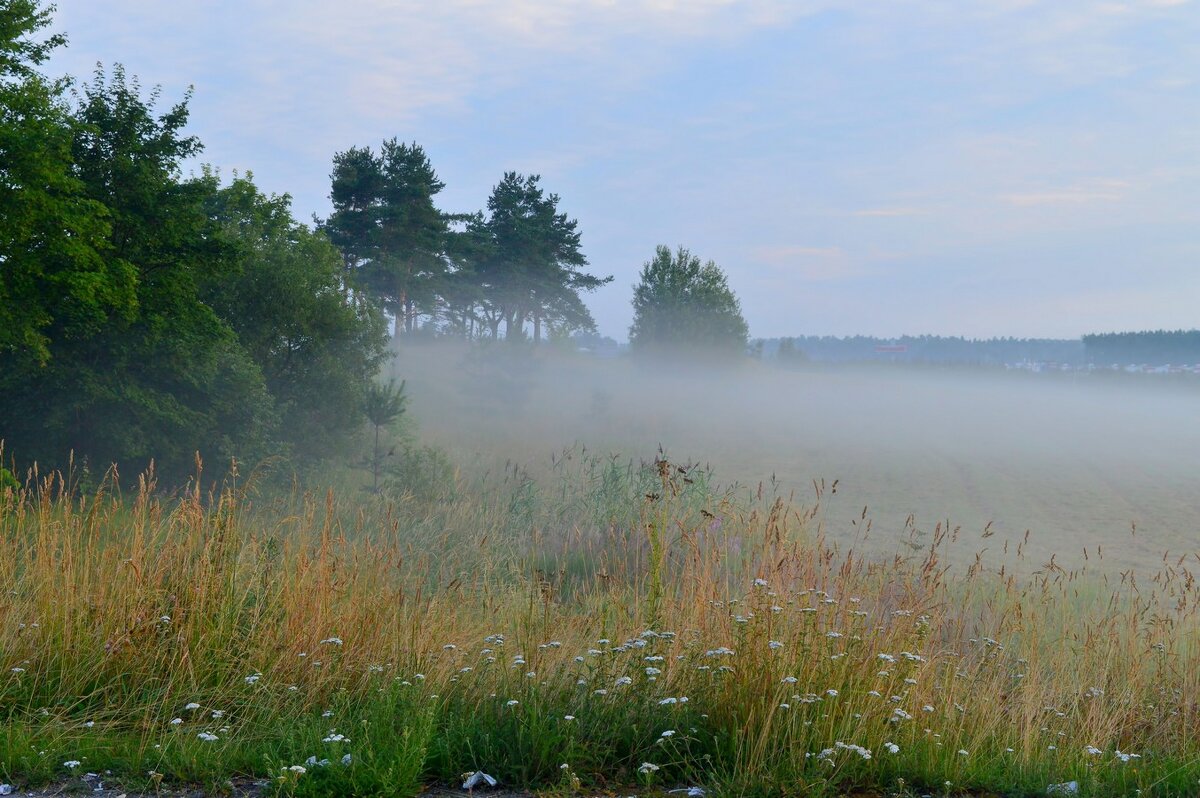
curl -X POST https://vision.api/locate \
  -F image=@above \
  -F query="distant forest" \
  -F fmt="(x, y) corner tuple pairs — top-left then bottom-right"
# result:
(761, 331), (1200, 367)
(1081, 331), (1200, 366)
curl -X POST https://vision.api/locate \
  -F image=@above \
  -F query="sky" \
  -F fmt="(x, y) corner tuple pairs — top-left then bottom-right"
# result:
(47, 0), (1200, 341)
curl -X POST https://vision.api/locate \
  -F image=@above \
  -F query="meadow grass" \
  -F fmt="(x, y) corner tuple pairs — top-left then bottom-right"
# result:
(1, 451), (1199, 796)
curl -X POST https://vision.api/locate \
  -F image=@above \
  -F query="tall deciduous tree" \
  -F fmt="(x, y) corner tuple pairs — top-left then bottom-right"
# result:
(0, 0), (131, 366)
(1, 66), (278, 481)
(203, 173), (389, 465)
(629, 245), (749, 357)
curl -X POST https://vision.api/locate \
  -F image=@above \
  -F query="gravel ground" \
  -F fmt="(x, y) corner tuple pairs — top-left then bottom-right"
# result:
(0, 776), (561, 798)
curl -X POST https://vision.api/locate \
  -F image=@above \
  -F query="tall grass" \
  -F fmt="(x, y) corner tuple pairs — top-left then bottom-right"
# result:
(1, 451), (1199, 796)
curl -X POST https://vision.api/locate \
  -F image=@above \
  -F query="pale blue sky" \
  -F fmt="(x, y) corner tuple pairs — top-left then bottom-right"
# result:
(48, 0), (1200, 340)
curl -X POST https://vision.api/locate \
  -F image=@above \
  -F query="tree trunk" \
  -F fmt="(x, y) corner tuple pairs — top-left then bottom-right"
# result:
(372, 422), (381, 493)
(533, 311), (541, 344)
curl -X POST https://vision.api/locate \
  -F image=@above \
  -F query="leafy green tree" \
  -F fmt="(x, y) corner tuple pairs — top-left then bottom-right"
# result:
(203, 173), (390, 465)
(0, 66), (278, 481)
(629, 245), (749, 357)
(325, 140), (451, 334)
(472, 172), (610, 342)
(0, 0), (132, 366)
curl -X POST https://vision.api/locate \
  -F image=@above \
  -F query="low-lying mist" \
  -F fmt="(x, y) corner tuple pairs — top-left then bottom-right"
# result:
(389, 341), (1200, 573)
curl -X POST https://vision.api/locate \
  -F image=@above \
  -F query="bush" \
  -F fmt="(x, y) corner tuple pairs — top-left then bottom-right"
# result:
(387, 444), (458, 503)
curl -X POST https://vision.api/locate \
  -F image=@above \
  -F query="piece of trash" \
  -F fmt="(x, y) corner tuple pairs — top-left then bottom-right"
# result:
(0, 784), (13, 795)
(462, 771), (498, 790)
(668, 788), (705, 797)
(1047, 782), (1079, 795)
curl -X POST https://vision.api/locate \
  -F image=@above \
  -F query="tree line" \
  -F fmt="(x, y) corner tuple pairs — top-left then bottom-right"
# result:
(766, 336), (1086, 366)
(323, 149), (750, 351)
(1, 4), (387, 482)
(324, 142), (612, 342)
(1082, 331), (1200, 366)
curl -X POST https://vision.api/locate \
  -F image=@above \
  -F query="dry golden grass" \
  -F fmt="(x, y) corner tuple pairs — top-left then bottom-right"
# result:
(1, 452), (1199, 796)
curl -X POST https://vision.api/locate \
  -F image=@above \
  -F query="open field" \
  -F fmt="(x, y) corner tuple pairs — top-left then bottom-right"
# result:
(394, 343), (1200, 574)
(2, 348), (1199, 796)
(4, 366), (1200, 795)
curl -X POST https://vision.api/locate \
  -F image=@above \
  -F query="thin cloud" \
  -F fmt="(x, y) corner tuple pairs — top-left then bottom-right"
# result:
(1001, 180), (1129, 206)
(853, 208), (926, 217)
(752, 245), (876, 282)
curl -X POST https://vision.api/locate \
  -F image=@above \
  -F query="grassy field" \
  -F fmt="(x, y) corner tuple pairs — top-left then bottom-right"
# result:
(394, 343), (1200, 574)
(2, 428), (1200, 796)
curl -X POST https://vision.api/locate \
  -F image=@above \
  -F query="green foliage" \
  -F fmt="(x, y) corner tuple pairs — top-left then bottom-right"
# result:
(325, 140), (451, 335)
(1083, 330), (1200, 366)
(324, 153), (611, 342)
(629, 245), (749, 357)
(386, 443), (458, 503)
(0, 43), (388, 484)
(467, 172), (611, 342)
(0, 1), (130, 366)
(204, 173), (389, 466)
(361, 379), (408, 492)
(0, 0), (63, 75)
(362, 378), (408, 430)
(0, 66), (277, 481)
